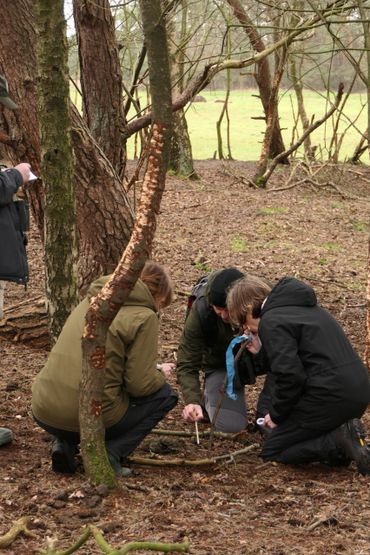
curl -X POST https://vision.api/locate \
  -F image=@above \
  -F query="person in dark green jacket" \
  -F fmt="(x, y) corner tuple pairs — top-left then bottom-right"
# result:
(32, 262), (178, 476)
(176, 268), (271, 433)
(227, 275), (370, 475)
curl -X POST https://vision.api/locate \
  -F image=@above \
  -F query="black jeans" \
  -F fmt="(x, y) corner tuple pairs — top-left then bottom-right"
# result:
(261, 419), (344, 465)
(34, 383), (178, 461)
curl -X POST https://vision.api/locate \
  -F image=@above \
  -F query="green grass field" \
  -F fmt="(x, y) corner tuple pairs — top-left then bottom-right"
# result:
(126, 89), (368, 162)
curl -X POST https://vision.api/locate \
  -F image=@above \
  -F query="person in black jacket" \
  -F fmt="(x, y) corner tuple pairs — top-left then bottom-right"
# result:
(227, 275), (370, 475)
(0, 162), (31, 285)
(0, 74), (31, 286)
(0, 74), (31, 445)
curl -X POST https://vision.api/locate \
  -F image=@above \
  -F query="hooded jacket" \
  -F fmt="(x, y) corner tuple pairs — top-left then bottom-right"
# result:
(0, 168), (28, 284)
(32, 276), (165, 432)
(260, 277), (370, 430)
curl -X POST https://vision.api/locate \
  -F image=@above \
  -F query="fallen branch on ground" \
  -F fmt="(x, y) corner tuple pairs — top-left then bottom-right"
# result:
(128, 443), (258, 466)
(152, 427), (251, 441)
(0, 516), (35, 548)
(306, 513), (338, 531)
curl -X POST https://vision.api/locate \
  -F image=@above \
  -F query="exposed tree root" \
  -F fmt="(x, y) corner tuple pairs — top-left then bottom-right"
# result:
(39, 525), (189, 554)
(0, 519), (189, 554)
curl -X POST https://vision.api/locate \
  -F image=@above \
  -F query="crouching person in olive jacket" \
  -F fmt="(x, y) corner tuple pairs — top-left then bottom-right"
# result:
(32, 262), (178, 476)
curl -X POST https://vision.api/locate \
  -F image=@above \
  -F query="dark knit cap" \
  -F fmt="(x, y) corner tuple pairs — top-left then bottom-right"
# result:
(209, 268), (244, 308)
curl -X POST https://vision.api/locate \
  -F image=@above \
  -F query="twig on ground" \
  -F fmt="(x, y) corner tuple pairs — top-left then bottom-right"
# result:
(306, 514), (338, 531)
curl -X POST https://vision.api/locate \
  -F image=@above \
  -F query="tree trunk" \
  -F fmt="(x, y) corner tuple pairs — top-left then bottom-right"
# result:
(167, 0), (197, 178)
(79, 0), (173, 486)
(226, 0), (287, 161)
(73, 0), (127, 178)
(36, 0), (79, 340)
(70, 105), (134, 290)
(169, 109), (197, 178)
(289, 54), (315, 161)
(0, 0), (45, 230)
(254, 45), (288, 186)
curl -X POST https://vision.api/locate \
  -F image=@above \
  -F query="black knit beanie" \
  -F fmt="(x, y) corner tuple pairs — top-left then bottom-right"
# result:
(209, 268), (244, 308)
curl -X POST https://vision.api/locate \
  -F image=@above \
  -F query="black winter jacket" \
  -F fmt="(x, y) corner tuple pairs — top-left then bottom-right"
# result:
(259, 277), (370, 430)
(0, 169), (29, 284)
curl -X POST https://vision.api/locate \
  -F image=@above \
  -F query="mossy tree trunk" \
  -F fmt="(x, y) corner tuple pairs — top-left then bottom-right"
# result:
(36, 0), (79, 340)
(79, 0), (173, 486)
(167, 0), (197, 179)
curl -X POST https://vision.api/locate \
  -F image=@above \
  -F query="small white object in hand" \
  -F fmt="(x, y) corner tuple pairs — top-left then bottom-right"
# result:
(195, 421), (200, 445)
(28, 171), (38, 181)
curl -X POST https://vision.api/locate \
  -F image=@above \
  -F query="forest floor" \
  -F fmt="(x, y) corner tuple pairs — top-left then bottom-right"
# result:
(0, 160), (369, 555)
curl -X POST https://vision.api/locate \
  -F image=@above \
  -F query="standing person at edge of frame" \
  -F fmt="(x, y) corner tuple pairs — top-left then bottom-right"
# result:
(226, 275), (370, 475)
(176, 268), (274, 433)
(0, 73), (31, 449)
(32, 262), (178, 477)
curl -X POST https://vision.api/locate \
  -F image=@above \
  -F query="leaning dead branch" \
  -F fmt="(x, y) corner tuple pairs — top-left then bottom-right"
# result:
(128, 443), (258, 466)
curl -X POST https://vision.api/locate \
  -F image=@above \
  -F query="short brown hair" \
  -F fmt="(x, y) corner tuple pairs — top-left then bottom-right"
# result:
(227, 276), (272, 328)
(140, 261), (174, 309)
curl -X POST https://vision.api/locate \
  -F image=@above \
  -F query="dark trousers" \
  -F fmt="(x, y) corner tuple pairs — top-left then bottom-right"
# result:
(34, 383), (178, 461)
(261, 419), (344, 465)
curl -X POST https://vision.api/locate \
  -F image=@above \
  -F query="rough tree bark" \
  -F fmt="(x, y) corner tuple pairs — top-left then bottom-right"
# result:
(0, 0), (44, 227)
(73, 0), (127, 177)
(79, 0), (173, 486)
(36, 0), (79, 340)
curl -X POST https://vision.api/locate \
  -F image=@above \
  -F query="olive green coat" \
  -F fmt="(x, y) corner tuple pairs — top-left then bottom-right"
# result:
(32, 277), (165, 432)
(176, 271), (237, 406)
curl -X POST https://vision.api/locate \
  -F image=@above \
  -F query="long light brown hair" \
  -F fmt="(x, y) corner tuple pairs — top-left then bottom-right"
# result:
(227, 276), (272, 328)
(140, 261), (174, 309)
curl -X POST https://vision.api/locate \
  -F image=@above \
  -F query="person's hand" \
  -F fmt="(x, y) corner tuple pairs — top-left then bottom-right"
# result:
(245, 332), (262, 354)
(14, 163), (31, 185)
(182, 404), (203, 423)
(160, 362), (175, 379)
(264, 413), (278, 429)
